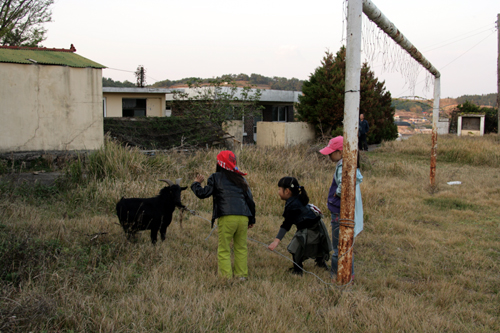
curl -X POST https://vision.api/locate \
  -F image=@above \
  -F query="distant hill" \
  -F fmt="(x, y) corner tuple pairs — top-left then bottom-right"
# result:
(102, 74), (304, 91)
(392, 94), (497, 117)
(456, 93), (497, 107)
(150, 73), (304, 91)
(102, 77), (497, 110)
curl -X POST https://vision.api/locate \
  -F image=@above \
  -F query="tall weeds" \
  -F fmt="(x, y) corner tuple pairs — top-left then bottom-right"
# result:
(0, 135), (499, 332)
(379, 134), (500, 167)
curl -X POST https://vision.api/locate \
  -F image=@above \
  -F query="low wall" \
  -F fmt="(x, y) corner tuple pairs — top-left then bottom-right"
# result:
(437, 119), (449, 135)
(256, 122), (315, 147)
(223, 120), (244, 143)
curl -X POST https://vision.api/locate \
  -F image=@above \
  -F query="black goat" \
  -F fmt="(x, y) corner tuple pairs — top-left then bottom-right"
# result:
(116, 179), (187, 244)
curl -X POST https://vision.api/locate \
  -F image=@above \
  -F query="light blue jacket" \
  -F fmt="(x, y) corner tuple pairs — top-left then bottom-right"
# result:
(334, 159), (364, 237)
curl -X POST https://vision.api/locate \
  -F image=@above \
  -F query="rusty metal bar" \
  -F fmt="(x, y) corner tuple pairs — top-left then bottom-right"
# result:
(361, 0), (441, 188)
(362, 0), (440, 78)
(430, 76), (440, 188)
(339, 0), (442, 284)
(337, 0), (362, 285)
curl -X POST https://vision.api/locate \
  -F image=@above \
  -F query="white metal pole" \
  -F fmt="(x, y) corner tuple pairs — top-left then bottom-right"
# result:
(497, 14), (499, 135)
(338, 0), (362, 285)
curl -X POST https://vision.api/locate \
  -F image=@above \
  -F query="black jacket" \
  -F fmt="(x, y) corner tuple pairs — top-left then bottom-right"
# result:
(191, 172), (255, 226)
(359, 119), (369, 135)
(276, 196), (320, 240)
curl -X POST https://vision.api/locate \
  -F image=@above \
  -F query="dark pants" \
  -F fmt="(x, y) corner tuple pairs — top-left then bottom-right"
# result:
(330, 213), (354, 277)
(291, 255), (326, 272)
(359, 133), (368, 151)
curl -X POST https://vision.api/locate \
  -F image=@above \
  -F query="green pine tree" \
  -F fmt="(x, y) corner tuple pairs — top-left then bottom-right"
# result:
(296, 46), (398, 144)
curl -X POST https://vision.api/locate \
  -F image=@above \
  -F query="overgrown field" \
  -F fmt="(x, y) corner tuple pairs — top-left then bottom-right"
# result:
(1, 134), (499, 332)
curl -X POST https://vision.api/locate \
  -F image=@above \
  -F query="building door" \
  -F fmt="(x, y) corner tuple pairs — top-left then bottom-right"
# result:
(253, 114), (262, 142)
(147, 98), (161, 117)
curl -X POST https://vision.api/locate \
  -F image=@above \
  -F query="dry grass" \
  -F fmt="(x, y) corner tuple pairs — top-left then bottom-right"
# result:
(0, 135), (499, 332)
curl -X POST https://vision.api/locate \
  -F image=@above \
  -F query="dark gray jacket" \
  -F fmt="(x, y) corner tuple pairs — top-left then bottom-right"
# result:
(359, 119), (369, 135)
(191, 172), (255, 226)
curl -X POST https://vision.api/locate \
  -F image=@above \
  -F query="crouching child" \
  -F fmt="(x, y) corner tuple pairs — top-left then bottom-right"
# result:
(268, 177), (332, 275)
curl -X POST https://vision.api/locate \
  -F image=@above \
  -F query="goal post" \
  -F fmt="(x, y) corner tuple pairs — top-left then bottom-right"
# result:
(337, 0), (441, 285)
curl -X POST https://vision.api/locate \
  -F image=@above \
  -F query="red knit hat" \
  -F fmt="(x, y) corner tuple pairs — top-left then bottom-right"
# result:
(217, 150), (247, 176)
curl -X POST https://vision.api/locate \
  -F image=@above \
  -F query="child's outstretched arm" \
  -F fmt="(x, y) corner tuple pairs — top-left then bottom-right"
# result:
(195, 174), (204, 183)
(268, 238), (281, 251)
(191, 174), (215, 199)
(268, 226), (288, 250)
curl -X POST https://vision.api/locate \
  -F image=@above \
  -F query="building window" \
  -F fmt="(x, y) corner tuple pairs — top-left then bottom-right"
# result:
(122, 98), (146, 117)
(462, 117), (480, 131)
(272, 106), (287, 122)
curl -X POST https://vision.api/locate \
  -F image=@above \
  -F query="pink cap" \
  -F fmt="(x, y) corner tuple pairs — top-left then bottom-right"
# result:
(319, 136), (344, 155)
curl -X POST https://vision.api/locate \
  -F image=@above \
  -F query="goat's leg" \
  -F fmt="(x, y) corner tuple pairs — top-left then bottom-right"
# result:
(150, 227), (159, 244)
(160, 216), (172, 242)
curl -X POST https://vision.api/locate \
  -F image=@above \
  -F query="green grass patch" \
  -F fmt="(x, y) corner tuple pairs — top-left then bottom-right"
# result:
(423, 197), (480, 211)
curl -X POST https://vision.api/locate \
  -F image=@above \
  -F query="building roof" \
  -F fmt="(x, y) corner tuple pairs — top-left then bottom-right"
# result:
(103, 87), (182, 94)
(395, 121), (412, 127)
(0, 44), (105, 69)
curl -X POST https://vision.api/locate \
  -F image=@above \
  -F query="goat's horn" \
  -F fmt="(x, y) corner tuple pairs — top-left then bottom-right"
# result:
(175, 178), (182, 185)
(159, 179), (174, 186)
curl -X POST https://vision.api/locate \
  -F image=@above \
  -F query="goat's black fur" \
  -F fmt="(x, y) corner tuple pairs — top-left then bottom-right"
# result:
(116, 184), (187, 244)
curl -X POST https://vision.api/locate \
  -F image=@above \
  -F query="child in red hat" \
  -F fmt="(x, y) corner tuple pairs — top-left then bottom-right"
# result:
(191, 150), (255, 280)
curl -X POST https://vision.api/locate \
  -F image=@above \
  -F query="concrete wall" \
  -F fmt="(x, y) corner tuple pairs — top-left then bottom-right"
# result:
(256, 122), (315, 147)
(284, 122), (316, 146)
(437, 119), (449, 135)
(0, 63), (103, 152)
(223, 120), (244, 143)
(103, 93), (165, 117)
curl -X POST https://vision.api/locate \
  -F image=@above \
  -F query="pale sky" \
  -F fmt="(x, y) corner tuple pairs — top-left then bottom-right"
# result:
(45, 0), (499, 99)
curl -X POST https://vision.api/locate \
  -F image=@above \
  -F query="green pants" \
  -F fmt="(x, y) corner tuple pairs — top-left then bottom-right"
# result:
(217, 215), (249, 278)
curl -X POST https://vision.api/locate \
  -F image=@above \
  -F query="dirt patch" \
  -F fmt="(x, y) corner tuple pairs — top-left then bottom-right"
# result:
(1, 171), (62, 187)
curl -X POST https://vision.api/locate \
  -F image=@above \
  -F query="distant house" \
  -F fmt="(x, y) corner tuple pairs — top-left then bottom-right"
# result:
(0, 44), (105, 153)
(166, 88), (306, 144)
(103, 87), (179, 117)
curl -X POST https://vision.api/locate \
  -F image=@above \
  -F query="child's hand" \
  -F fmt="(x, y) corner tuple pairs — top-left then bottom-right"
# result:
(268, 239), (280, 251)
(195, 174), (204, 183)
(248, 223), (255, 229)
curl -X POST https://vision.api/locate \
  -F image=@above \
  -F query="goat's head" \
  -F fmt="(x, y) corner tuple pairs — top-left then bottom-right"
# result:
(159, 178), (187, 208)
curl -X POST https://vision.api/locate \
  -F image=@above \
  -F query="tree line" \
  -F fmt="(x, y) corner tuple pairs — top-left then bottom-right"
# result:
(456, 93), (497, 107)
(102, 77), (136, 88)
(102, 74), (304, 91)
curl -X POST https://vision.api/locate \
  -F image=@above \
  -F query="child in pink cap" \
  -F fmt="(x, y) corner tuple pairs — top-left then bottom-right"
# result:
(320, 136), (364, 281)
(191, 150), (255, 280)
